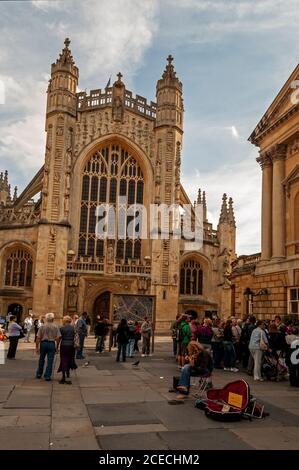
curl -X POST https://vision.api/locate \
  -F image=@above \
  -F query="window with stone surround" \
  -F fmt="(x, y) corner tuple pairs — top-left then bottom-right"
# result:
(79, 143), (144, 261)
(180, 259), (203, 295)
(4, 248), (33, 288)
(289, 287), (299, 314)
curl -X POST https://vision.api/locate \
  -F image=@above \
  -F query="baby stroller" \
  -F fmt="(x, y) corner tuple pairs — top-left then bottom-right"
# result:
(262, 351), (288, 381)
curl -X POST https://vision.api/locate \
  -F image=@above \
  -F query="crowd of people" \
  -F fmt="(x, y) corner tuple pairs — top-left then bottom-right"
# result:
(2, 309), (299, 389)
(172, 312), (299, 393)
(0, 311), (153, 383)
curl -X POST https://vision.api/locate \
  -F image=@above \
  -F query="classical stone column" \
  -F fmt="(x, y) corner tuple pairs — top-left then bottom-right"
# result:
(271, 144), (286, 260)
(257, 153), (272, 260)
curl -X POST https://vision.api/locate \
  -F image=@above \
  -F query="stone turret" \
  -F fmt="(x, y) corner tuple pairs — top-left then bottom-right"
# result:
(46, 38), (79, 118)
(0, 171), (12, 205)
(155, 55), (183, 130)
(218, 193), (236, 260)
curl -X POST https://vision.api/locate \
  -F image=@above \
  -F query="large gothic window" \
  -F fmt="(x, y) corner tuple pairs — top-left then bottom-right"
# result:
(4, 248), (33, 288)
(180, 259), (203, 295)
(79, 143), (144, 261)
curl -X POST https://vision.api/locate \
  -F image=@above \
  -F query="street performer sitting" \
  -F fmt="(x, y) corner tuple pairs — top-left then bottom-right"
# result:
(175, 341), (213, 396)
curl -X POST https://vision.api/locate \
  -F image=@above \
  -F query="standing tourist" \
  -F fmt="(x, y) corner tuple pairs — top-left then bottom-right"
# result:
(7, 315), (22, 360)
(127, 320), (136, 358)
(75, 312), (88, 359)
(223, 319), (238, 372)
(177, 314), (191, 367)
(134, 320), (141, 352)
(57, 315), (77, 384)
(34, 316), (43, 342)
(36, 312), (61, 381)
(231, 317), (242, 363)
(24, 313), (33, 343)
(86, 314), (91, 336)
(211, 318), (224, 369)
(141, 316), (152, 357)
(116, 318), (130, 362)
(197, 318), (213, 353)
(249, 320), (269, 382)
(94, 315), (110, 353)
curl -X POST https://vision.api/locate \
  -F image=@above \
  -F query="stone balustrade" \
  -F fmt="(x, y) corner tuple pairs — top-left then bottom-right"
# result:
(77, 88), (156, 120)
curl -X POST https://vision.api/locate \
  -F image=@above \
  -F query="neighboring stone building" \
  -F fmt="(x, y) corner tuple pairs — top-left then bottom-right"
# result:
(231, 65), (299, 320)
(0, 39), (236, 330)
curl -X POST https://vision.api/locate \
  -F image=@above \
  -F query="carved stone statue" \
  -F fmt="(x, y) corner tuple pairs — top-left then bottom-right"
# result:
(107, 244), (114, 264)
(112, 96), (123, 122)
(68, 288), (77, 308)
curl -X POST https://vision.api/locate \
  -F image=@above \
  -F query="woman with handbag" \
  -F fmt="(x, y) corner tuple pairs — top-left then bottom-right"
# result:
(249, 320), (269, 381)
(57, 315), (77, 384)
(7, 315), (22, 359)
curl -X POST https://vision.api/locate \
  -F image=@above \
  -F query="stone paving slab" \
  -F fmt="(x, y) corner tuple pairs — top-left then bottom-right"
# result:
(95, 423), (168, 436)
(51, 417), (96, 439)
(98, 432), (169, 450)
(88, 403), (162, 426)
(159, 429), (253, 450)
(0, 430), (49, 450)
(232, 426), (299, 450)
(0, 408), (51, 416)
(0, 416), (18, 427)
(4, 385), (51, 409)
(50, 436), (99, 450)
(260, 401), (299, 426)
(0, 386), (13, 403)
(52, 402), (89, 418)
(82, 386), (166, 404)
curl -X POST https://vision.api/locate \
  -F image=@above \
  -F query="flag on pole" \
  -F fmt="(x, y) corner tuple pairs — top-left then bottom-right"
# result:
(105, 76), (111, 89)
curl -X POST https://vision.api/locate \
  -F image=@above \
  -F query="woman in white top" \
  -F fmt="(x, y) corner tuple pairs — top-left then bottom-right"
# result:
(7, 315), (22, 359)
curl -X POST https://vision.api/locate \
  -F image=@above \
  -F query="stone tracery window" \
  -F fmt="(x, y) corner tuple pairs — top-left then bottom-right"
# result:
(4, 248), (33, 288)
(79, 143), (144, 261)
(180, 259), (203, 295)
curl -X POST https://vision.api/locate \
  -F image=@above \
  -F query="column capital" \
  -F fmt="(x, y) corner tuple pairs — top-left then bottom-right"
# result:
(257, 152), (272, 170)
(269, 143), (287, 162)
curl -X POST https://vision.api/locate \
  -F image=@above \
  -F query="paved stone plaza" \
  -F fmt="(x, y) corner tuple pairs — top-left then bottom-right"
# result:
(1, 337), (299, 450)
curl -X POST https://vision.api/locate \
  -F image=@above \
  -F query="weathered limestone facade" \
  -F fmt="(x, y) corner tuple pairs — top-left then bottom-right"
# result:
(0, 39), (236, 330)
(231, 64), (299, 320)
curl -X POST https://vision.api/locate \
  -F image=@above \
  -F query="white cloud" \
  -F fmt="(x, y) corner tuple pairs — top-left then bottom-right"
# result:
(231, 126), (239, 138)
(182, 154), (262, 255)
(40, 0), (158, 82)
(31, 0), (66, 11)
(0, 0), (158, 188)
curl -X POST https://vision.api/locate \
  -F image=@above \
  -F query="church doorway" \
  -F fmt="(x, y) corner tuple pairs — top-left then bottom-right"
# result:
(92, 291), (111, 325)
(7, 303), (23, 323)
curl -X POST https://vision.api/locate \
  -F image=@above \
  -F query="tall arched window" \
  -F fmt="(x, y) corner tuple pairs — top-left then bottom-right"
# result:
(78, 143), (144, 261)
(4, 248), (33, 288)
(180, 259), (203, 295)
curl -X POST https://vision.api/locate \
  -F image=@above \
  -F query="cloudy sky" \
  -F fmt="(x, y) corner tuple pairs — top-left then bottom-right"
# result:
(1, 0), (299, 255)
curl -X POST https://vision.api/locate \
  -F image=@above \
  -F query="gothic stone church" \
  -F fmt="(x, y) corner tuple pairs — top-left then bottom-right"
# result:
(0, 39), (236, 330)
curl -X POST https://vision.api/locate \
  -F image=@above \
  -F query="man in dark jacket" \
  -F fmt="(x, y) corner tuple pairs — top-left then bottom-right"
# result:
(94, 315), (111, 353)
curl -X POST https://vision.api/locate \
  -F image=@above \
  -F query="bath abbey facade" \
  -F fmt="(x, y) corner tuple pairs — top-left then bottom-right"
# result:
(0, 39), (236, 330)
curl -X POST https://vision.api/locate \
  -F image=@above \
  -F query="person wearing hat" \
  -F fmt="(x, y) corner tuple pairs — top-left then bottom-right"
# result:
(126, 320), (136, 358)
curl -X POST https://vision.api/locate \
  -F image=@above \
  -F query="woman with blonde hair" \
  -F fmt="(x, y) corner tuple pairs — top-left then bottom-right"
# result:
(57, 315), (77, 384)
(176, 341), (213, 395)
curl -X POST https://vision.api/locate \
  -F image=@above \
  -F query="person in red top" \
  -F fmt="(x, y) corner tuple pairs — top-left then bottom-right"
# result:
(134, 321), (141, 352)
